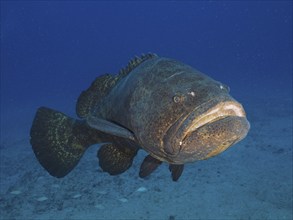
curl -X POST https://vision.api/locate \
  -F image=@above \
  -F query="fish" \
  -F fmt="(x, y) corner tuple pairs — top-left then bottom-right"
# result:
(30, 53), (250, 181)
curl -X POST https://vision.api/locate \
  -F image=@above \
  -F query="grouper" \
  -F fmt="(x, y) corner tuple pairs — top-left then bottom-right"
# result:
(30, 53), (250, 181)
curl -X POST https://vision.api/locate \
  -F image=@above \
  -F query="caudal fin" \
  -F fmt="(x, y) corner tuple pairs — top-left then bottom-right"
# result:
(30, 107), (98, 178)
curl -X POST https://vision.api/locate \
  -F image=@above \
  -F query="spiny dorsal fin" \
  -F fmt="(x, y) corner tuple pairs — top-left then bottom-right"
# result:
(76, 53), (158, 118)
(117, 53), (158, 79)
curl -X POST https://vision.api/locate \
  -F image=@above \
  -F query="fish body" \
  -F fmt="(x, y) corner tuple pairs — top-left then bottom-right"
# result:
(30, 54), (250, 181)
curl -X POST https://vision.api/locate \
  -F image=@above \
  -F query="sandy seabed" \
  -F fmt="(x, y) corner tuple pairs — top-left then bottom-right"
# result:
(0, 96), (292, 220)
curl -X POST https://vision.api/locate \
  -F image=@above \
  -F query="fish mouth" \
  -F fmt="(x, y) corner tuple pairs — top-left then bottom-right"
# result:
(163, 96), (249, 161)
(184, 100), (246, 136)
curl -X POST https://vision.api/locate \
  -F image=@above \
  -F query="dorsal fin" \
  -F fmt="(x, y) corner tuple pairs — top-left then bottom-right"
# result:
(117, 53), (158, 79)
(76, 53), (158, 118)
(76, 74), (119, 118)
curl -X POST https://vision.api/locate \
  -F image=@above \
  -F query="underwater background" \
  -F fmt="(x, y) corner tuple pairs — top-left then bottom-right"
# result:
(0, 1), (292, 220)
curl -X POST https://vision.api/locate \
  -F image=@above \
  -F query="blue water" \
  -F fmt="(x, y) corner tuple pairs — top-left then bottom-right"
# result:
(1, 1), (292, 220)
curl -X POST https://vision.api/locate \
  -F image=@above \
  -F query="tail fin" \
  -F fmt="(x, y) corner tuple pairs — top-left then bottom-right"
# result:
(30, 107), (100, 178)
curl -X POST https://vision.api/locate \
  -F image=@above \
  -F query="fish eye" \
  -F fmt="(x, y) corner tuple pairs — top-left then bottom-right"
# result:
(173, 95), (181, 103)
(173, 94), (185, 103)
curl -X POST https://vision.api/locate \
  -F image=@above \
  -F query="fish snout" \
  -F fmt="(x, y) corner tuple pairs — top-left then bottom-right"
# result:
(181, 115), (250, 162)
(165, 99), (250, 164)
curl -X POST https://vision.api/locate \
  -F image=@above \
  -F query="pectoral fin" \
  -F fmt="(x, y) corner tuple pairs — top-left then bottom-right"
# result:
(86, 116), (135, 141)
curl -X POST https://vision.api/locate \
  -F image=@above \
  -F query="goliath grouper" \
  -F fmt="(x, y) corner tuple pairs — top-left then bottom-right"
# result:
(30, 54), (250, 181)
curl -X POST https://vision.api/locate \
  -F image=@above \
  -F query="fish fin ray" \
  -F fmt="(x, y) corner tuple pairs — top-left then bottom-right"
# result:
(118, 53), (158, 79)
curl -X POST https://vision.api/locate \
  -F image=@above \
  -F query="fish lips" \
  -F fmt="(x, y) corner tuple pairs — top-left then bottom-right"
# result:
(179, 115), (250, 163)
(163, 96), (250, 163)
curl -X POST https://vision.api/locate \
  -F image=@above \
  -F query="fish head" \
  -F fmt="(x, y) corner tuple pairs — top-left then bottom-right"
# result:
(159, 71), (250, 164)
(163, 94), (250, 164)
(133, 58), (250, 164)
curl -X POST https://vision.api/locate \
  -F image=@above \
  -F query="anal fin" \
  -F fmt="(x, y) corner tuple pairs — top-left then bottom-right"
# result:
(97, 143), (138, 175)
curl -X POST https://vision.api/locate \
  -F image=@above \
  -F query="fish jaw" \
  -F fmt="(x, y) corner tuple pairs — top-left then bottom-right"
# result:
(163, 98), (250, 164)
(181, 115), (250, 162)
(184, 100), (246, 134)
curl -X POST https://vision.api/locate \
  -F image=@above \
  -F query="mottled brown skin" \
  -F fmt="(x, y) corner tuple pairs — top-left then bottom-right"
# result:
(30, 107), (139, 177)
(30, 54), (249, 181)
(92, 57), (249, 164)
